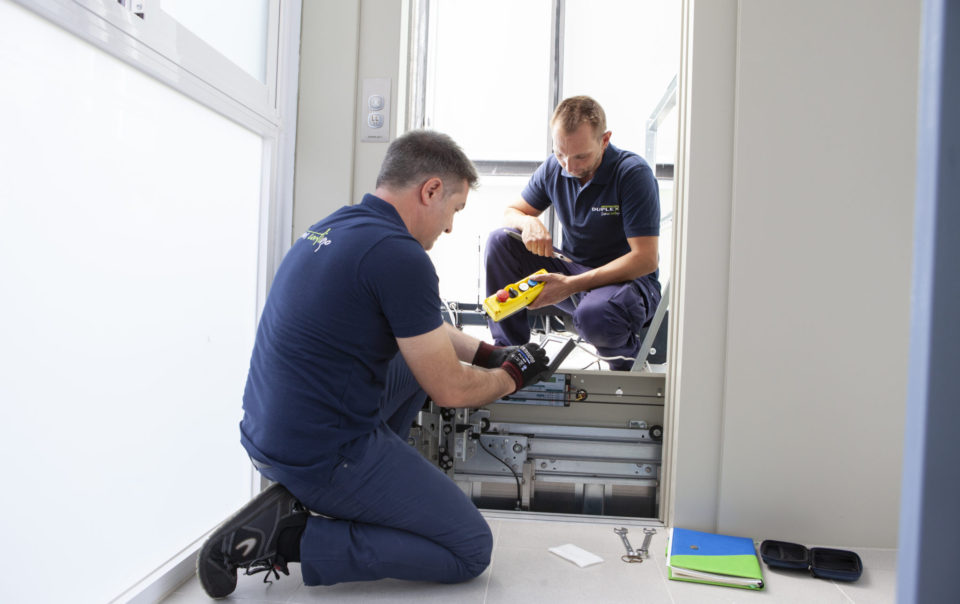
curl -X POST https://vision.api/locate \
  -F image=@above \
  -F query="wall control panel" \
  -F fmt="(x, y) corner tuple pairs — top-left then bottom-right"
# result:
(483, 269), (547, 322)
(361, 78), (391, 142)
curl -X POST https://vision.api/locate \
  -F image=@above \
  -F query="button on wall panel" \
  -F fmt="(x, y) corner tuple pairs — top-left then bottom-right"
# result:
(361, 78), (391, 142)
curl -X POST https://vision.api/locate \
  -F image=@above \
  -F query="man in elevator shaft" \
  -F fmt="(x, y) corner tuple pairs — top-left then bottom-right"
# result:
(197, 130), (551, 597)
(485, 95), (662, 369)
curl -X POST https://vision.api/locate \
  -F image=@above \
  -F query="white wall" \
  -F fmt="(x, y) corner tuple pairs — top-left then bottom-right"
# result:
(671, 0), (919, 547)
(719, 0), (918, 547)
(294, 0), (404, 239)
(293, 0), (359, 237)
(352, 0), (405, 204)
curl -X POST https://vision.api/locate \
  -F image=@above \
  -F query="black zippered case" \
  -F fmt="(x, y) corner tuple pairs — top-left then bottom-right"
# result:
(759, 540), (863, 582)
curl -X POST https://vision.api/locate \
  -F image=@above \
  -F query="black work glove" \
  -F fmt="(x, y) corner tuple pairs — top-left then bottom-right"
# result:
(472, 341), (519, 369)
(500, 343), (550, 393)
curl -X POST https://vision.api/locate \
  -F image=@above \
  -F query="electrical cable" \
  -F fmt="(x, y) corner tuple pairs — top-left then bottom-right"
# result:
(476, 436), (522, 510)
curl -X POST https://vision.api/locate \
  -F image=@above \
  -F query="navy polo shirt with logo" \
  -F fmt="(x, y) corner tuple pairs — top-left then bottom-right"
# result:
(522, 144), (660, 288)
(240, 194), (443, 467)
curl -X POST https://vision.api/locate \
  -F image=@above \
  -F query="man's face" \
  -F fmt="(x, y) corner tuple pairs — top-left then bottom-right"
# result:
(552, 122), (611, 184)
(423, 180), (468, 251)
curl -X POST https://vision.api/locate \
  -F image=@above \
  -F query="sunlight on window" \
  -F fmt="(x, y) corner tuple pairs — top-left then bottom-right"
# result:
(562, 0), (681, 161)
(427, 0), (552, 161)
(161, 0), (270, 82)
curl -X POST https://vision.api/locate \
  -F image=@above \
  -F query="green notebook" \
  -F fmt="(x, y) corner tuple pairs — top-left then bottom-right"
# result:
(666, 527), (764, 590)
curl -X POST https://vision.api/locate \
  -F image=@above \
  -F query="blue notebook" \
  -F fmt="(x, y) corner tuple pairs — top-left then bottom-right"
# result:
(666, 527), (764, 589)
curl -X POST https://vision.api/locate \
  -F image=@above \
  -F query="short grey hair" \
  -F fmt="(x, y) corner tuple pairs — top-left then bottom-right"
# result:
(376, 130), (479, 192)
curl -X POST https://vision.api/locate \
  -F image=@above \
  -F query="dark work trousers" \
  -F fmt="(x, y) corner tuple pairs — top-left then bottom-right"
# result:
(484, 228), (659, 370)
(250, 353), (493, 586)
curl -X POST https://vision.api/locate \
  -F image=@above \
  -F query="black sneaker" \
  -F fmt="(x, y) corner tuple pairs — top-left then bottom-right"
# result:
(196, 482), (308, 598)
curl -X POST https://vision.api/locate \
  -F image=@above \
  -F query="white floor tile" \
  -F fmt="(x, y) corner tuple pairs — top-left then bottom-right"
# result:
(495, 517), (664, 558)
(834, 568), (897, 604)
(854, 547), (897, 572)
(485, 545), (671, 604)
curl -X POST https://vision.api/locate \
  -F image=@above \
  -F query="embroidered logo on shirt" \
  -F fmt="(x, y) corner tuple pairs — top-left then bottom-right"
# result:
(591, 204), (620, 217)
(300, 228), (332, 252)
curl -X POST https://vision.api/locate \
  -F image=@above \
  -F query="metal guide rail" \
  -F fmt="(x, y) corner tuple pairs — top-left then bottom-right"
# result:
(408, 368), (666, 519)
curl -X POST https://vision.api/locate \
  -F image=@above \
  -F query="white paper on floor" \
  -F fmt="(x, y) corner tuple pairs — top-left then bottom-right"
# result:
(548, 543), (605, 568)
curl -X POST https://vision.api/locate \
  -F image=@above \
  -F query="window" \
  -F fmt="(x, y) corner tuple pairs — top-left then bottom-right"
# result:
(424, 0), (553, 162)
(418, 0), (681, 304)
(1, 1), (300, 600)
(160, 0), (272, 84)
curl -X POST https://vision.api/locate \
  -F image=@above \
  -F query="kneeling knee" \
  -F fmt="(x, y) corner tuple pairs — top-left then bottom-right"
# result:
(468, 524), (494, 576)
(574, 308), (621, 347)
(455, 524), (493, 581)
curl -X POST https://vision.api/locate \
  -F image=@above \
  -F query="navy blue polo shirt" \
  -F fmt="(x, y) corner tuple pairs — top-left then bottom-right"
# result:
(522, 144), (660, 270)
(240, 194), (443, 467)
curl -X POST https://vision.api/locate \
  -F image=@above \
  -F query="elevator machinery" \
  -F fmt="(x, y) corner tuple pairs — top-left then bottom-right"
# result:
(409, 339), (665, 519)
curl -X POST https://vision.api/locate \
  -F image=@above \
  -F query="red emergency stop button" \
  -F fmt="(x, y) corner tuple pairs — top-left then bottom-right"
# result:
(496, 289), (509, 302)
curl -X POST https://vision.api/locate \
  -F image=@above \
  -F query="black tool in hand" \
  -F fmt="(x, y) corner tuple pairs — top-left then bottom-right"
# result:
(503, 229), (573, 263)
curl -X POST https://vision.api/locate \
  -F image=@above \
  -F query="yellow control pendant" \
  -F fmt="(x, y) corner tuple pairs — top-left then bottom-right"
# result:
(482, 269), (548, 322)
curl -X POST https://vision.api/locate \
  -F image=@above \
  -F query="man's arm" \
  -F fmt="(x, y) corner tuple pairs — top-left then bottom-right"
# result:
(397, 325), (516, 408)
(443, 322), (484, 363)
(528, 235), (659, 309)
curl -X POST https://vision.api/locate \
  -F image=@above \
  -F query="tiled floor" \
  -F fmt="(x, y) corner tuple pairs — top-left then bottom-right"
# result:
(162, 516), (896, 603)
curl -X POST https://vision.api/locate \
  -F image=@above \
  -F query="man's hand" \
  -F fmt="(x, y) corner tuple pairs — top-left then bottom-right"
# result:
(528, 272), (579, 309)
(504, 199), (554, 257)
(472, 341), (519, 369)
(500, 343), (550, 393)
(519, 219), (555, 257)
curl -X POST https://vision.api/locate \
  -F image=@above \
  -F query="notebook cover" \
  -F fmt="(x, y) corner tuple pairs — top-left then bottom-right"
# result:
(667, 528), (764, 589)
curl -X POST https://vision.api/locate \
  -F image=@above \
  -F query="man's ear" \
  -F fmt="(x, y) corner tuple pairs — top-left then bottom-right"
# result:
(420, 177), (444, 205)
